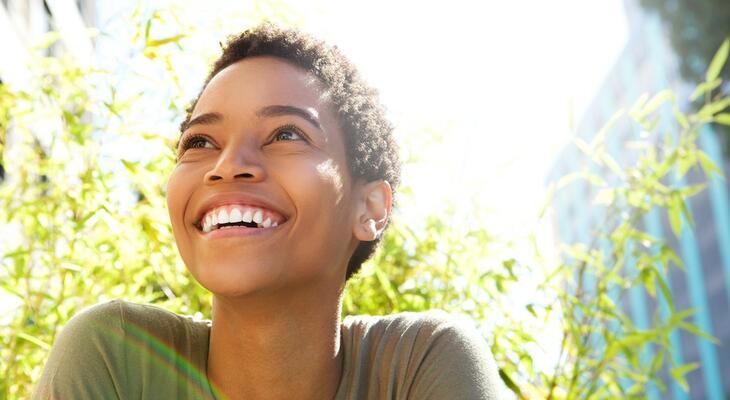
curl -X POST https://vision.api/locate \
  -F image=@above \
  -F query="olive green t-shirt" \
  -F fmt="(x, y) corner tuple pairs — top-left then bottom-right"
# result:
(32, 300), (502, 399)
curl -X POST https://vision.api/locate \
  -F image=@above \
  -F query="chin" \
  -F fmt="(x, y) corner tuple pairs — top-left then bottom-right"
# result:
(187, 258), (284, 297)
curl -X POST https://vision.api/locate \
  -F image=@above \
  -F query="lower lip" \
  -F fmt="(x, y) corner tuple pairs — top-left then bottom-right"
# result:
(197, 224), (282, 239)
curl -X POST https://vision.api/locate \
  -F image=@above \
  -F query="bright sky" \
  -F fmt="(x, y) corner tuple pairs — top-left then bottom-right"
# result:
(1, 1), (630, 382)
(289, 1), (629, 242)
(317, 2), (628, 233)
(96, 0), (629, 241)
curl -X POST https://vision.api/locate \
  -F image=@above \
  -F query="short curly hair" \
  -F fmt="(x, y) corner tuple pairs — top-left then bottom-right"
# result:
(180, 23), (401, 281)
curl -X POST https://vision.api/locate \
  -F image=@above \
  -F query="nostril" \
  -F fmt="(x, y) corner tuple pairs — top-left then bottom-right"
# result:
(235, 173), (255, 179)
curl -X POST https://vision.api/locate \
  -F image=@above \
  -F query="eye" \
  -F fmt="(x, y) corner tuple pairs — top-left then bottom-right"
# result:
(180, 134), (215, 151)
(271, 125), (305, 143)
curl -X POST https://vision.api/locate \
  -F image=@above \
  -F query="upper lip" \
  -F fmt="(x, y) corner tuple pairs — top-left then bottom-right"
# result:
(192, 192), (289, 228)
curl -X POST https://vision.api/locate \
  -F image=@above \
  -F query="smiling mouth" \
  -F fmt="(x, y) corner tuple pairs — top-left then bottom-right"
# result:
(195, 204), (287, 233)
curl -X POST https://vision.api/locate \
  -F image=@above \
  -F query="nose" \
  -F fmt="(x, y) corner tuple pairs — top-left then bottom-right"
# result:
(204, 144), (266, 184)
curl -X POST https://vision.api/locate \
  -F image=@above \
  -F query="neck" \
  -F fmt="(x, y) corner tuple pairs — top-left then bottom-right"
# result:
(206, 284), (345, 400)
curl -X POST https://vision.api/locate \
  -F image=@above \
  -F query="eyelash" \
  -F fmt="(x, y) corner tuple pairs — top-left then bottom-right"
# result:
(271, 124), (306, 142)
(178, 125), (307, 153)
(179, 134), (212, 151)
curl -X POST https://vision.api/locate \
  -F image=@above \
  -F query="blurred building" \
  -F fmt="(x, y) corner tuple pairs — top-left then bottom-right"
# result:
(0, 0), (96, 184)
(548, 1), (730, 399)
(0, 0), (95, 85)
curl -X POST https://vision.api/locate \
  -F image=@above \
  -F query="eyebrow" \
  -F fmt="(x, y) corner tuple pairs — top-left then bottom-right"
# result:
(180, 112), (223, 132)
(180, 105), (322, 134)
(256, 105), (322, 130)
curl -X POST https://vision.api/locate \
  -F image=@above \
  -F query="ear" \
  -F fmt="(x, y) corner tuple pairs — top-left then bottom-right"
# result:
(352, 180), (393, 241)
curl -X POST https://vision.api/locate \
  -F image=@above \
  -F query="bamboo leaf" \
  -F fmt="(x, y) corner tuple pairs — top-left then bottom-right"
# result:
(699, 97), (730, 118)
(654, 269), (674, 311)
(697, 150), (723, 179)
(16, 332), (51, 350)
(670, 363), (699, 392)
(643, 90), (673, 115)
(706, 38), (729, 83)
(668, 194), (683, 237)
(715, 113), (730, 126)
(574, 137), (593, 157)
(678, 321), (720, 344)
(690, 78), (722, 101)
(600, 152), (625, 178)
(673, 107), (690, 129)
(498, 369), (525, 399)
(146, 34), (186, 48)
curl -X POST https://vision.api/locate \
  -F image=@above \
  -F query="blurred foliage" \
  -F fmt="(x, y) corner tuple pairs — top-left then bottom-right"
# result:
(639, 0), (730, 156)
(0, 1), (729, 399)
(639, 0), (730, 84)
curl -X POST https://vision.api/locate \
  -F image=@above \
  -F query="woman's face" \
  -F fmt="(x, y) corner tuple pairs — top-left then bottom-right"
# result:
(167, 56), (359, 297)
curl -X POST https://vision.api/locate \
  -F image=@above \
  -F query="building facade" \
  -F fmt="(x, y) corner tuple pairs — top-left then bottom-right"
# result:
(548, 1), (730, 399)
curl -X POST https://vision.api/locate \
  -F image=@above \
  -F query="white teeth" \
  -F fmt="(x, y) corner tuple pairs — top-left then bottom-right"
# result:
(201, 206), (283, 233)
(217, 209), (229, 224)
(253, 210), (263, 224)
(229, 208), (242, 223)
(242, 209), (253, 223)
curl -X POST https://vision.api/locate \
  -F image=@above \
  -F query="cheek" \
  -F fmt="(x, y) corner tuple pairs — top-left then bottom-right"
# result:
(166, 168), (183, 222)
(166, 166), (196, 243)
(315, 159), (346, 204)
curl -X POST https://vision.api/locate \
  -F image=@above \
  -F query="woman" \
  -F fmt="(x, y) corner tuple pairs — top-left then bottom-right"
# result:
(33, 23), (502, 399)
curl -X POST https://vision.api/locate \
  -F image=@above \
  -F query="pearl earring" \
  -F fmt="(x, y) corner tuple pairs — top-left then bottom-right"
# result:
(366, 219), (377, 240)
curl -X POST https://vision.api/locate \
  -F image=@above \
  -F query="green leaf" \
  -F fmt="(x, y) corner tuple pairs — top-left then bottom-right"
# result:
(676, 150), (696, 179)
(715, 113), (730, 126)
(697, 150), (723, 179)
(144, 18), (152, 42)
(690, 78), (722, 101)
(641, 267), (656, 297)
(678, 183), (706, 198)
(593, 188), (615, 205)
(706, 38), (729, 83)
(654, 269), (674, 311)
(661, 245), (685, 270)
(643, 90), (673, 115)
(538, 183), (555, 219)
(670, 363), (699, 392)
(678, 321), (720, 344)
(600, 152), (625, 178)
(583, 171), (607, 187)
(630, 93), (650, 116)
(525, 304), (537, 317)
(591, 109), (624, 149)
(673, 107), (690, 129)
(16, 332), (51, 350)
(668, 195), (683, 238)
(574, 137), (593, 157)
(677, 193), (694, 227)
(498, 369), (524, 398)
(146, 34), (187, 48)
(699, 97), (730, 118)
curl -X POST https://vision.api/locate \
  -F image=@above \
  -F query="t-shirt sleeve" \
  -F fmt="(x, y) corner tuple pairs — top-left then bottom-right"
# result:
(407, 311), (503, 400)
(32, 300), (127, 400)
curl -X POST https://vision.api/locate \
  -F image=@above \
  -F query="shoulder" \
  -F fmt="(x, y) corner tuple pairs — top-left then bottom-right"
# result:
(341, 310), (504, 399)
(32, 300), (127, 399)
(344, 309), (484, 349)
(51, 299), (126, 347)
(33, 300), (212, 400)
(57, 299), (209, 339)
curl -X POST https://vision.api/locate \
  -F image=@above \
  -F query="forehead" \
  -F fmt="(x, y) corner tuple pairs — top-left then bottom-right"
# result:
(195, 56), (333, 120)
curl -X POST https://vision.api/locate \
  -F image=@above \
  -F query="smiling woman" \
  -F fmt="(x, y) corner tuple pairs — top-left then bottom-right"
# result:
(32, 23), (502, 400)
